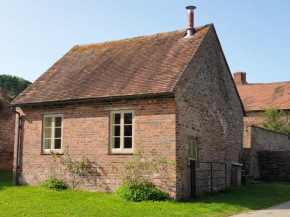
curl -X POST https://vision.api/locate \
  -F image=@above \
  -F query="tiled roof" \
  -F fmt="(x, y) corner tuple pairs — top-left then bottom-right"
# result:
(0, 88), (12, 104)
(237, 82), (290, 111)
(11, 25), (212, 106)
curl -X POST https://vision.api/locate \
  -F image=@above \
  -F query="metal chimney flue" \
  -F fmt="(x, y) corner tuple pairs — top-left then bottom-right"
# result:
(186, 6), (196, 37)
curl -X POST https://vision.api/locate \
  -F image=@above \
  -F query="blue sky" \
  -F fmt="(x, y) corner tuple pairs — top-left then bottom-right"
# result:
(0, 0), (289, 83)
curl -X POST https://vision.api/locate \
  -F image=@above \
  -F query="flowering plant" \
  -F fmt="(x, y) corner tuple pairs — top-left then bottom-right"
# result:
(49, 150), (59, 162)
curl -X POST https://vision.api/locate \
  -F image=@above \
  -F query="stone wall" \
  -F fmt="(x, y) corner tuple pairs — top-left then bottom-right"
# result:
(175, 26), (244, 198)
(258, 151), (290, 180)
(244, 126), (290, 178)
(14, 96), (177, 197)
(0, 89), (15, 171)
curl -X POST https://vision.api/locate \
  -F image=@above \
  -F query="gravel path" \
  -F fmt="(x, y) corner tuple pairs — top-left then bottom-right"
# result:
(232, 201), (290, 216)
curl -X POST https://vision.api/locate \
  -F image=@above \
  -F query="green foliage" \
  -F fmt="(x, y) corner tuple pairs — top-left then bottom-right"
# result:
(39, 178), (69, 191)
(112, 143), (176, 186)
(0, 74), (31, 97)
(58, 147), (94, 188)
(112, 143), (175, 202)
(117, 183), (170, 202)
(261, 109), (290, 134)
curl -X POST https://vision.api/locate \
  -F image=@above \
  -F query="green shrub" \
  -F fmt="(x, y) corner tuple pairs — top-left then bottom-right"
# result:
(39, 178), (69, 191)
(116, 183), (170, 202)
(262, 109), (290, 134)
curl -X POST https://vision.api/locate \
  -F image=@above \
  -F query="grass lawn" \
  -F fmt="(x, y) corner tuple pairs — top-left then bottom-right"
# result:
(1, 171), (290, 217)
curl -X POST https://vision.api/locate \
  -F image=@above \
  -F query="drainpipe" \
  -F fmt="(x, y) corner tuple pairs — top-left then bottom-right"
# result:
(11, 107), (22, 185)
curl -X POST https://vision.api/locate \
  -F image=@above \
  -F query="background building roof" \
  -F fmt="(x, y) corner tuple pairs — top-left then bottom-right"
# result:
(237, 82), (290, 111)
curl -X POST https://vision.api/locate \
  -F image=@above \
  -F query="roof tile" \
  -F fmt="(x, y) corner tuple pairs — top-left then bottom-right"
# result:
(12, 25), (212, 105)
(237, 82), (290, 111)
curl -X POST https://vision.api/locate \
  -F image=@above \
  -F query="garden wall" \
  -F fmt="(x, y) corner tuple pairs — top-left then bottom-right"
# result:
(243, 126), (290, 178)
(258, 151), (290, 180)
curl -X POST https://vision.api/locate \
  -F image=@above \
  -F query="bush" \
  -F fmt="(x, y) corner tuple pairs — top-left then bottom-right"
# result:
(116, 183), (170, 202)
(112, 144), (176, 187)
(39, 178), (69, 191)
(262, 109), (290, 134)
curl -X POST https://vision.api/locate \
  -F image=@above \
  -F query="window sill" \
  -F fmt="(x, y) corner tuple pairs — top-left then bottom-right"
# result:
(41, 152), (64, 155)
(108, 153), (134, 155)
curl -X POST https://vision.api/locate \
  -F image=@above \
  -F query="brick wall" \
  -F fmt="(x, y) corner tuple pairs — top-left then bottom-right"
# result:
(245, 126), (290, 178)
(0, 89), (15, 171)
(243, 112), (265, 148)
(0, 152), (13, 171)
(258, 151), (290, 180)
(14, 96), (178, 197)
(175, 26), (244, 198)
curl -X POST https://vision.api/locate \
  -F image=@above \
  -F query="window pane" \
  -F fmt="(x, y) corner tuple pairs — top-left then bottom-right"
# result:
(113, 137), (120, 149)
(124, 125), (132, 136)
(113, 125), (120, 136)
(55, 117), (62, 127)
(114, 113), (121, 124)
(192, 143), (196, 160)
(55, 128), (62, 138)
(55, 139), (61, 149)
(188, 140), (197, 160)
(45, 139), (51, 149)
(45, 128), (52, 138)
(45, 117), (52, 127)
(188, 141), (192, 159)
(124, 137), (132, 149)
(124, 113), (132, 124)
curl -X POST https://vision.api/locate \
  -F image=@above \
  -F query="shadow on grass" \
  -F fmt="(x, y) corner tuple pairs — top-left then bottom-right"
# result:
(180, 182), (290, 211)
(0, 170), (13, 190)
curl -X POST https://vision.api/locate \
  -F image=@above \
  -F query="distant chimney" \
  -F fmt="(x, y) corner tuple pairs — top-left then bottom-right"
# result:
(234, 72), (247, 85)
(185, 6), (196, 37)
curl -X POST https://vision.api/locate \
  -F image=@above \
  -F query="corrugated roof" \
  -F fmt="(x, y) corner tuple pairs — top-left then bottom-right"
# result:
(11, 25), (212, 106)
(237, 82), (290, 111)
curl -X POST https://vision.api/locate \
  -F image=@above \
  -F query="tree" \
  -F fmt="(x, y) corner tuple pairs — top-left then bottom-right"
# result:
(262, 109), (290, 135)
(0, 74), (31, 97)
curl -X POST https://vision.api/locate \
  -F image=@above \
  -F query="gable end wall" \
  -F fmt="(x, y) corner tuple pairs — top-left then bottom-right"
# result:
(175, 26), (244, 199)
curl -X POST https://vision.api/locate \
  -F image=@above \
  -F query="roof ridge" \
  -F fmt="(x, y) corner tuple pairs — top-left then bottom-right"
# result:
(241, 81), (290, 86)
(74, 24), (212, 48)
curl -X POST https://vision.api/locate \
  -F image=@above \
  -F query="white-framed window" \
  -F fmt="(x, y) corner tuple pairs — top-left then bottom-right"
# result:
(110, 110), (134, 153)
(43, 114), (63, 153)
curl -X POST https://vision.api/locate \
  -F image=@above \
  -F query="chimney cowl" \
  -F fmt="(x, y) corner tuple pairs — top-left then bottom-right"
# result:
(186, 6), (196, 10)
(185, 5), (196, 37)
(234, 72), (247, 85)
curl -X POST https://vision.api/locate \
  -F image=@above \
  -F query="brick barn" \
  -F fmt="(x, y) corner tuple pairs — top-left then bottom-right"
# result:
(0, 88), (15, 171)
(234, 72), (290, 178)
(10, 7), (244, 199)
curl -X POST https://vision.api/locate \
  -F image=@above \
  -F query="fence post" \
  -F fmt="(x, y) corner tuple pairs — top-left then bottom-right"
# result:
(211, 163), (213, 195)
(225, 163), (227, 189)
(190, 159), (196, 198)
